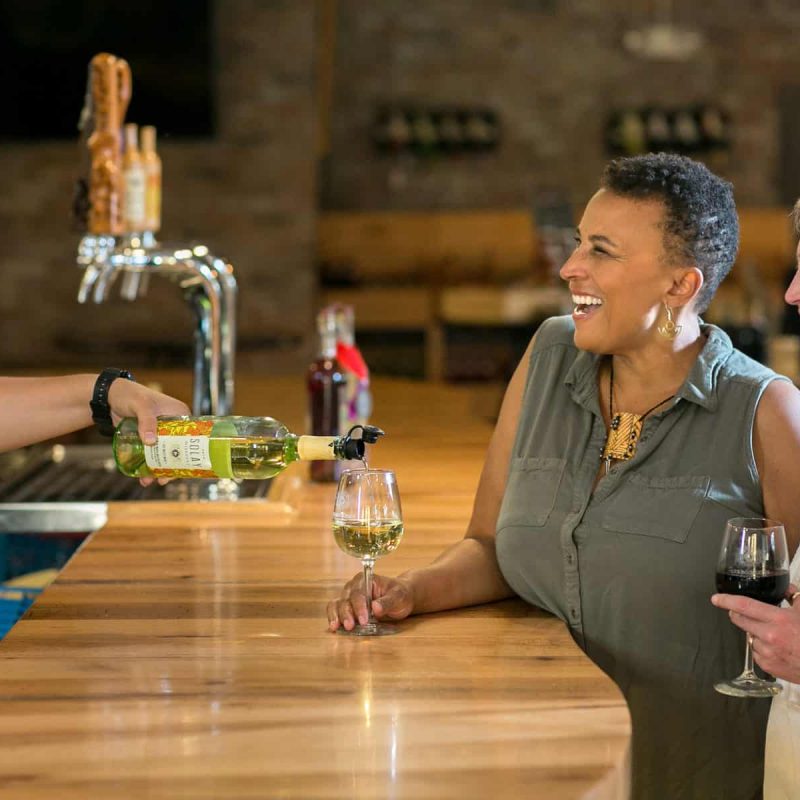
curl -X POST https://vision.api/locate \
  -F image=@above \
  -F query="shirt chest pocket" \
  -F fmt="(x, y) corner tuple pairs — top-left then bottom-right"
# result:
(601, 473), (710, 542)
(498, 457), (566, 529)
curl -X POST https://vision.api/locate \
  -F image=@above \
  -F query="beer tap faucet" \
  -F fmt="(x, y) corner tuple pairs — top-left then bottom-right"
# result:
(76, 233), (237, 417)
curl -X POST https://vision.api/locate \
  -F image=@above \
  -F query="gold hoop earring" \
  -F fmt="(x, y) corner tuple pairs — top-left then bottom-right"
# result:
(657, 303), (681, 340)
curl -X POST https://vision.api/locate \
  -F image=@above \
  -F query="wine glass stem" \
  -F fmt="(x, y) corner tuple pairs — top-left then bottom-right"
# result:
(362, 557), (376, 625)
(741, 633), (758, 680)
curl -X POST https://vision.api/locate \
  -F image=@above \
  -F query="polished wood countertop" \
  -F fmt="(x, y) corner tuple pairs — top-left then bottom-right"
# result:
(0, 378), (630, 799)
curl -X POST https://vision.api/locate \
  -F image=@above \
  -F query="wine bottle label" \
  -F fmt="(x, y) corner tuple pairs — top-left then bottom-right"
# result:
(145, 419), (216, 478)
(297, 436), (337, 461)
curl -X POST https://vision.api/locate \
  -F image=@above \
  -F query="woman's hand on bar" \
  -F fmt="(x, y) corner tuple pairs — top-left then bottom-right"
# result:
(327, 573), (414, 631)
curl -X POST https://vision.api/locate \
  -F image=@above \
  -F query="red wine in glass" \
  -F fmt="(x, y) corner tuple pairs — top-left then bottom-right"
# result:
(715, 570), (790, 605)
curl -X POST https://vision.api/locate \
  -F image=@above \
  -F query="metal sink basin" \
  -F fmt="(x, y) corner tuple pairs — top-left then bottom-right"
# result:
(0, 447), (275, 641)
(0, 444), (271, 509)
(0, 502), (107, 534)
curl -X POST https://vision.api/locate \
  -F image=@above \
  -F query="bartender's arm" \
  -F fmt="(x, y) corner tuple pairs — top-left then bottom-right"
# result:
(0, 373), (189, 452)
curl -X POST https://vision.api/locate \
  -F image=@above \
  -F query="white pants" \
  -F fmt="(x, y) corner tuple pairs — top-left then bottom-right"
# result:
(764, 555), (800, 799)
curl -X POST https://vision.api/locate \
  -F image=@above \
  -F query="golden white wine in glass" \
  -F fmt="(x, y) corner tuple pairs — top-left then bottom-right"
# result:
(333, 469), (404, 636)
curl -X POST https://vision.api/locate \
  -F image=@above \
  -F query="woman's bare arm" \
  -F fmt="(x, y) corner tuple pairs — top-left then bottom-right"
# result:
(328, 336), (536, 631)
(713, 378), (800, 680)
(753, 378), (800, 557)
(399, 339), (534, 613)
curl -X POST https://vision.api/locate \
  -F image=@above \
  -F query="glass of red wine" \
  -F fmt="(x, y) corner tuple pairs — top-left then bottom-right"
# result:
(714, 517), (790, 698)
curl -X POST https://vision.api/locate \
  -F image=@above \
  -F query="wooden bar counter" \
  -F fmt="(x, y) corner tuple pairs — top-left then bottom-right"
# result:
(0, 378), (630, 799)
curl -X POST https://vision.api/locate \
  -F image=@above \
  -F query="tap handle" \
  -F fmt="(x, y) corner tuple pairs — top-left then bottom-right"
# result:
(87, 53), (126, 235)
(72, 63), (94, 233)
(89, 54), (120, 139)
(116, 58), (131, 125)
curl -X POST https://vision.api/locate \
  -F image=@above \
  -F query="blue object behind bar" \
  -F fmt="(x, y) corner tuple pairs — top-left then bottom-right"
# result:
(0, 585), (43, 638)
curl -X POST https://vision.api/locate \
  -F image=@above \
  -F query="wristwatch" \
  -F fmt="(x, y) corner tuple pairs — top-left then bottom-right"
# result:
(90, 368), (135, 437)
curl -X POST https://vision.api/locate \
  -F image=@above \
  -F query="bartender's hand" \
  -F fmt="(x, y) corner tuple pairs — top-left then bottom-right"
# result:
(712, 584), (800, 683)
(327, 573), (414, 632)
(108, 380), (190, 445)
(108, 380), (190, 486)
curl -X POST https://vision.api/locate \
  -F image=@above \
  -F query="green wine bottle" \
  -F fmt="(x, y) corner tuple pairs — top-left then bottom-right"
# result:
(112, 416), (381, 480)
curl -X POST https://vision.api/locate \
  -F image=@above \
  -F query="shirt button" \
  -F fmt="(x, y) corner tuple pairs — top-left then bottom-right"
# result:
(567, 553), (574, 565)
(570, 608), (579, 620)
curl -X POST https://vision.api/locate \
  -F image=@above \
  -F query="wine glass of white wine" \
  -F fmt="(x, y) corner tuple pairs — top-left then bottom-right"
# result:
(332, 469), (404, 636)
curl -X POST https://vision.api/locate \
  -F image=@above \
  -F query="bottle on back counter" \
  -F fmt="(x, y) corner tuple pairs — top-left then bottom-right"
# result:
(334, 304), (372, 430)
(140, 125), (162, 234)
(122, 123), (147, 233)
(112, 416), (384, 480)
(308, 308), (347, 482)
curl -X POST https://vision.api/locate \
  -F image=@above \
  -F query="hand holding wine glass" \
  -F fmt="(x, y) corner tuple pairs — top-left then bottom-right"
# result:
(327, 571), (414, 633)
(331, 469), (404, 636)
(714, 517), (790, 698)
(712, 580), (800, 684)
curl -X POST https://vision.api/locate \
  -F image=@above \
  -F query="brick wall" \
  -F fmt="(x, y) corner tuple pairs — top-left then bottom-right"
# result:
(3, 0), (800, 371)
(323, 0), (800, 211)
(0, 0), (319, 373)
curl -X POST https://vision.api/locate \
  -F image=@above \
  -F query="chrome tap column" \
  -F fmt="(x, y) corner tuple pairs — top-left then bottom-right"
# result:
(76, 234), (237, 417)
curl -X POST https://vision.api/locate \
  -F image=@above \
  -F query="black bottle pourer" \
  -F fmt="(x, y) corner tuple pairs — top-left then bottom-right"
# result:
(350, 425), (384, 444)
(341, 424), (385, 459)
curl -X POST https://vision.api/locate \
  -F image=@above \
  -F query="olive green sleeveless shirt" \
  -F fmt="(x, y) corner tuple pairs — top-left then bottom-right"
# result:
(496, 315), (788, 800)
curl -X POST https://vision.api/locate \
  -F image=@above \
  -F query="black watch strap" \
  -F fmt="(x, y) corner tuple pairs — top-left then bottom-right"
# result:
(90, 368), (135, 437)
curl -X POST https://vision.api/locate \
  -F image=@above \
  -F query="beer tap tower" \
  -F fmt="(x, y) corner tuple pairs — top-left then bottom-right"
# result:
(75, 53), (238, 500)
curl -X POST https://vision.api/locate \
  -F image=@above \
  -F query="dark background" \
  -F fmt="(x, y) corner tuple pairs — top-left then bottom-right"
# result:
(0, 0), (214, 139)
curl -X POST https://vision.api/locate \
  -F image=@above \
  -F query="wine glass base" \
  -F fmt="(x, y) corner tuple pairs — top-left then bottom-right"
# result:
(714, 677), (782, 698)
(337, 622), (399, 637)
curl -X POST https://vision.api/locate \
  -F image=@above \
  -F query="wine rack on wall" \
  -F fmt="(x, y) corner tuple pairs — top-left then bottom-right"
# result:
(605, 106), (730, 157)
(372, 107), (501, 156)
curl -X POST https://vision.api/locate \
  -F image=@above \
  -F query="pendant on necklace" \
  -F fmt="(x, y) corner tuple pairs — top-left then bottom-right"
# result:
(601, 411), (643, 463)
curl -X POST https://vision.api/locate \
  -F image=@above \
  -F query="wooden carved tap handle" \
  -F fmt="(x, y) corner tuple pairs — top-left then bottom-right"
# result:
(116, 58), (131, 127)
(87, 52), (131, 235)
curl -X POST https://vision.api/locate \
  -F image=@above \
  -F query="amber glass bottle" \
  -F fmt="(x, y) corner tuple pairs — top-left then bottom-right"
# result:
(140, 125), (162, 233)
(122, 123), (146, 232)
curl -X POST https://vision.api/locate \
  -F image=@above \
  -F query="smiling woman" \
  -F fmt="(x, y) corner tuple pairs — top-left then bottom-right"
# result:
(328, 153), (800, 800)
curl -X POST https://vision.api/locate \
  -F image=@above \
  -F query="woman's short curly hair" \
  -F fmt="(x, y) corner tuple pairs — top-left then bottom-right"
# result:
(600, 153), (739, 313)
